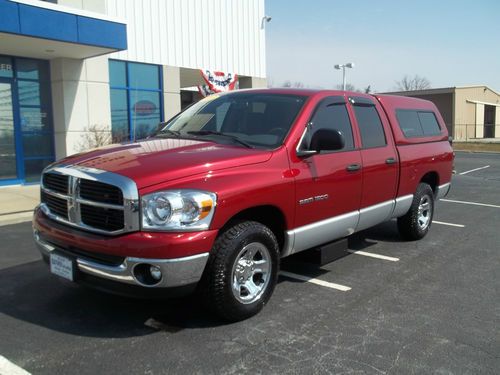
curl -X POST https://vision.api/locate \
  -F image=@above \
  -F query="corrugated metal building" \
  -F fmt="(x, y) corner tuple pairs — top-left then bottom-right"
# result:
(387, 86), (500, 141)
(0, 0), (267, 185)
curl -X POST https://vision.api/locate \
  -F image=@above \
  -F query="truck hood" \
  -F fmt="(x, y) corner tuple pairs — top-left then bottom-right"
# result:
(57, 138), (272, 189)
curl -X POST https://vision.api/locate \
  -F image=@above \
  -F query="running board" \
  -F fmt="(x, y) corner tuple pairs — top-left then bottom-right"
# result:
(293, 238), (349, 266)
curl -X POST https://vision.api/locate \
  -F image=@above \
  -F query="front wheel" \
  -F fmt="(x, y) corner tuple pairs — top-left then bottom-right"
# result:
(397, 183), (434, 240)
(200, 221), (280, 322)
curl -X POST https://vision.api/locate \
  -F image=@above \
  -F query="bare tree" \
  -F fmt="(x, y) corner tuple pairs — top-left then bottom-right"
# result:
(335, 83), (358, 92)
(77, 124), (112, 152)
(396, 75), (431, 91)
(281, 80), (305, 88)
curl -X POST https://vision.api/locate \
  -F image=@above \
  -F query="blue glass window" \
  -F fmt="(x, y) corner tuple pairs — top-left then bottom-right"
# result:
(109, 60), (163, 142)
(16, 58), (49, 81)
(128, 62), (160, 89)
(0, 56), (13, 78)
(110, 89), (129, 141)
(15, 58), (54, 182)
(19, 107), (51, 132)
(18, 81), (41, 106)
(109, 60), (126, 87)
(0, 56), (54, 184)
(22, 133), (54, 157)
(129, 90), (161, 139)
(24, 159), (52, 183)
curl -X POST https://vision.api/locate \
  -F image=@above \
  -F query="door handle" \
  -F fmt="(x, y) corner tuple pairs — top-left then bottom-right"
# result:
(385, 157), (397, 165)
(346, 164), (361, 172)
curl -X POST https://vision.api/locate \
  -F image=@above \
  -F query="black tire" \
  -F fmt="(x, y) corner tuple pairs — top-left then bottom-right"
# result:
(200, 221), (280, 322)
(397, 183), (434, 240)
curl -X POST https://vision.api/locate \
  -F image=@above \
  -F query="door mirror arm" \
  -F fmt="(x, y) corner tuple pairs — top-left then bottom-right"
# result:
(296, 149), (318, 158)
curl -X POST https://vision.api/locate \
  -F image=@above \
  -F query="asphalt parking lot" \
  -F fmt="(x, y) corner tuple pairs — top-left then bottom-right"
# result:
(1, 151), (499, 374)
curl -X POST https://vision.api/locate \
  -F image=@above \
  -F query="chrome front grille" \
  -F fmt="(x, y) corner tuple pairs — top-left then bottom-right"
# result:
(40, 166), (140, 235)
(42, 173), (69, 194)
(79, 179), (123, 205)
(41, 191), (69, 219)
(80, 204), (124, 231)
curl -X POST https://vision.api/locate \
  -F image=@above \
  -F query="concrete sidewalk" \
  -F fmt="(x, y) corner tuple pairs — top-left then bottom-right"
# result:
(0, 185), (40, 226)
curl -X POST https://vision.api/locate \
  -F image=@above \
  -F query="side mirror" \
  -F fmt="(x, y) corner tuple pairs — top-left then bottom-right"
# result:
(310, 129), (345, 152)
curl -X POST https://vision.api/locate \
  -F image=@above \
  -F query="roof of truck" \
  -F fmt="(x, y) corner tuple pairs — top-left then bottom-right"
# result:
(230, 88), (436, 107)
(220, 88), (448, 144)
(374, 94), (437, 110)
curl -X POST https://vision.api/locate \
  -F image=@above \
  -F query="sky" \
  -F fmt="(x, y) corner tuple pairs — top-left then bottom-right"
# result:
(265, 0), (500, 92)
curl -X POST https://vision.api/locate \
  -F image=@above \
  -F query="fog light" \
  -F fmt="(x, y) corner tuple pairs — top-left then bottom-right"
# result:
(150, 265), (162, 281)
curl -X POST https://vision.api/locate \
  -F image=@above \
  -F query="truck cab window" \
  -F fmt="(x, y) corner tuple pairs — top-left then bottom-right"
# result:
(418, 111), (441, 135)
(302, 98), (354, 151)
(353, 104), (387, 148)
(215, 102), (231, 131)
(158, 93), (306, 149)
(396, 109), (423, 137)
(396, 109), (442, 137)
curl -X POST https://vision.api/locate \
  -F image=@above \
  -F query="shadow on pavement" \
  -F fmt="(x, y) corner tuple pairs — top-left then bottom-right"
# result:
(349, 221), (404, 249)
(0, 220), (405, 339)
(0, 260), (227, 339)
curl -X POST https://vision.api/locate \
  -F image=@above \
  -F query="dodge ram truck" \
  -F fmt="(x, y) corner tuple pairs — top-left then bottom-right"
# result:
(33, 89), (453, 321)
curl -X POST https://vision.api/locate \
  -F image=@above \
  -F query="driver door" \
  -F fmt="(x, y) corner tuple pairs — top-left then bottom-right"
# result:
(290, 96), (362, 253)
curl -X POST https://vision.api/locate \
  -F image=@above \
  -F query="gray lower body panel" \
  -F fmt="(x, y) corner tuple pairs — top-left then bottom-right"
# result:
(436, 183), (451, 199)
(357, 200), (395, 232)
(391, 194), (414, 218)
(284, 211), (358, 256)
(283, 194), (419, 257)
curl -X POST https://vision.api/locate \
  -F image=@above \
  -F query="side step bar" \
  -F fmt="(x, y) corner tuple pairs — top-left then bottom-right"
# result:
(293, 238), (349, 266)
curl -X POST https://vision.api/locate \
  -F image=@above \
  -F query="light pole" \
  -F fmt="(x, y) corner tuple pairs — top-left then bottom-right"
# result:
(334, 63), (355, 90)
(261, 15), (272, 29)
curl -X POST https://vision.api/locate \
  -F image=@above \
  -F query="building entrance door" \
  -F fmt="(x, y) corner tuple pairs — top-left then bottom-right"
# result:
(484, 105), (495, 138)
(0, 79), (18, 182)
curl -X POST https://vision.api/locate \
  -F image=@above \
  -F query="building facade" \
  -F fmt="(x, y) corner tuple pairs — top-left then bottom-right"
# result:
(0, 0), (267, 185)
(387, 86), (500, 141)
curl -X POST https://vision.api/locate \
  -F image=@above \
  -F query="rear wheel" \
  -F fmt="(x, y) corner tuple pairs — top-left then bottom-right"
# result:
(397, 183), (434, 240)
(200, 221), (279, 321)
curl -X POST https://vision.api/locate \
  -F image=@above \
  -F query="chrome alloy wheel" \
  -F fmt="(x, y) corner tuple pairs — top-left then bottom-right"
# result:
(417, 195), (432, 230)
(231, 242), (271, 304)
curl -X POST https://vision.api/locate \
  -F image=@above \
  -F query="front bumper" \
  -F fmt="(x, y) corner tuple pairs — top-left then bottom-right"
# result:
(33, 207), (216, 295)
(34, 230), (208, 289)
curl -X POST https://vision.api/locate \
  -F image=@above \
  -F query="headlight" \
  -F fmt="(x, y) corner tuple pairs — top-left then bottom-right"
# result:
(141, 190), (217, 231)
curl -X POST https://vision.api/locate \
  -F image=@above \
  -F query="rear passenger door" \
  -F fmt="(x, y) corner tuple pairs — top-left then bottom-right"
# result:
(348, 96), (398, 231)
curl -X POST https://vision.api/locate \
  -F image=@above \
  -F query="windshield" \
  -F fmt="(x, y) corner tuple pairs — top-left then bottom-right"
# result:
(156, 92), (307, 149)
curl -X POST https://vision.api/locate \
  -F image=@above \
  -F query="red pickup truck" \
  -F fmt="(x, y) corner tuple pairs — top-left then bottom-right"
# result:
(33, 89), (453, 321)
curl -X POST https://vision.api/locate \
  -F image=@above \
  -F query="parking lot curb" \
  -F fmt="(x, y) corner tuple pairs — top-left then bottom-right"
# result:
(0, 212), (33, 227)
(454, 149), (500, 154)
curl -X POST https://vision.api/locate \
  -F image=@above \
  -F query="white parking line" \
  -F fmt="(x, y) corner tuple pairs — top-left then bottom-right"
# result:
(0, 356), (31, 375)
(459, 165), (490, 175)
(440, 198), (500, 209)
(433, 220), (465, 228)
(280, 271), (351, 291)
(347, 250), (399, 262)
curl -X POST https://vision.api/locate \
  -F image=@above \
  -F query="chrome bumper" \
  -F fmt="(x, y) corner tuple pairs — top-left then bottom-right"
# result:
(34, 230), (208, 289)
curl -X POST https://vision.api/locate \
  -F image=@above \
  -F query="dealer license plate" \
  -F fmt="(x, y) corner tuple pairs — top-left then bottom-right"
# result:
(50, 253), (74, 281)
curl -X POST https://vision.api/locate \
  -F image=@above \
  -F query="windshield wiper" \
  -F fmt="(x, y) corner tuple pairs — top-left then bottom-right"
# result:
(186, 130), (253, 148)
(155, 129), (182, 138)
